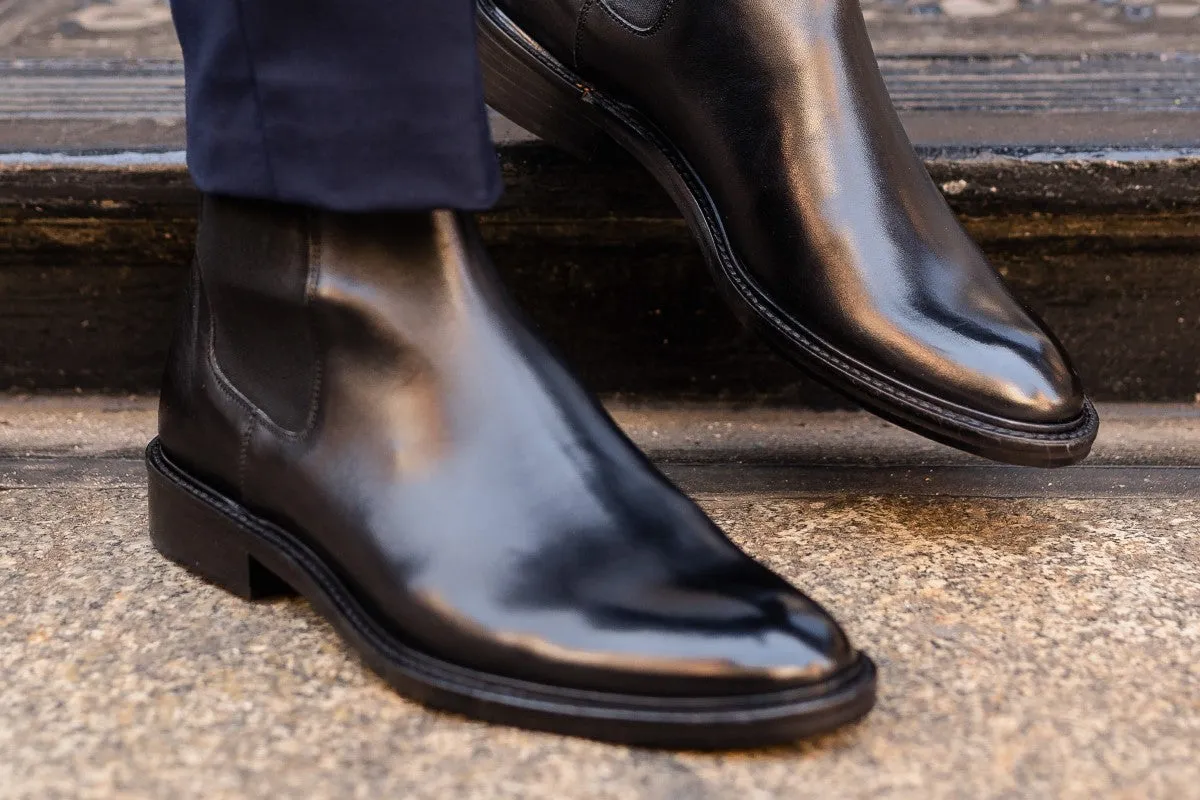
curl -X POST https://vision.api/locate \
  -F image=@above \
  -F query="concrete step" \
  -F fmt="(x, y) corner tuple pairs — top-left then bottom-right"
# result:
(4, 54), (1200, 150)
(4, 395), (1198, 496)
(1, 54), (1198, 400)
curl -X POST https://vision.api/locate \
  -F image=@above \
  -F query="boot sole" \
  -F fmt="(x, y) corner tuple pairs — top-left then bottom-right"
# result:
(145, 438), (878, 749)
(475, 1), (1099, 468)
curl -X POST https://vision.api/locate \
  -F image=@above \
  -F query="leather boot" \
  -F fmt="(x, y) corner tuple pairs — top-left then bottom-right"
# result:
(476, 0), (1098, 467)
(147, 195), (876, 748)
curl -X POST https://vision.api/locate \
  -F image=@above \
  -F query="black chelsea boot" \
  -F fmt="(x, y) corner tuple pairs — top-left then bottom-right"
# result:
(147, 195), (876, 748)
(476, 0), (1098, 467)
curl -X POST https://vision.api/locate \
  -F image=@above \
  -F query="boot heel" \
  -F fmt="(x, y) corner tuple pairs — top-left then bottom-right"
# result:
(477, 6), (609, 160)
(146, 440), (294, 601)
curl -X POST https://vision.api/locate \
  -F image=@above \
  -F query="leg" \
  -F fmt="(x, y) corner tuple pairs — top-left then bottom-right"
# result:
(172, 0), (500, 211)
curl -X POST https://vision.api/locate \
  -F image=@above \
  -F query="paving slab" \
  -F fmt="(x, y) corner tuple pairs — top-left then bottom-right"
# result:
(0, 397), (1198, 797)
(2, 488), (1197, 798)
(3, 395), (1199, 465)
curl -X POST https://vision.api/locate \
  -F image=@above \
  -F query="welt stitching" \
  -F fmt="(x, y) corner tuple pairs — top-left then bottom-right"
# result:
(598, 0), (679, 35)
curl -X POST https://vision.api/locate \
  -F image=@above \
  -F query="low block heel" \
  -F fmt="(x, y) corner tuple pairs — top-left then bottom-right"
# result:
(477, 4), (609, 160)
(146, 439), (294, 601)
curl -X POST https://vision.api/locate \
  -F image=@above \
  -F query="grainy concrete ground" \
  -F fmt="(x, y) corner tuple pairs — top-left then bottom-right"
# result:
(1, 397), (1198, 799)
(4, 395), (1199, 465)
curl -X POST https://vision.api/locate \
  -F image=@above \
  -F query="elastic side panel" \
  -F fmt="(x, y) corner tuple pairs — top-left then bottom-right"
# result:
(601, 0), (673, 30)
(197, 195), (319, 434)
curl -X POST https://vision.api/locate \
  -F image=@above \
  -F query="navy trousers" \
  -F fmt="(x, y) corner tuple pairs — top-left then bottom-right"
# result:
(170, 0), (501, 212)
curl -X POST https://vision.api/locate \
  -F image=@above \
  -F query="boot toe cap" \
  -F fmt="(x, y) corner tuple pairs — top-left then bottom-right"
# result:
(966, 337), (1086, 424)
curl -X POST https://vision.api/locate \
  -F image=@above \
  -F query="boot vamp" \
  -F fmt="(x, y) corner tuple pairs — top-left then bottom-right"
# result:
(572, 0), (1084, 422)
(245, 211), (854, 696)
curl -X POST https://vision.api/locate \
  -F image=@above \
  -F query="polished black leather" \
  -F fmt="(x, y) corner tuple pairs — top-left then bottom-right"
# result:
(495, 0), (1085, 425)
(159, 195), (857, 696)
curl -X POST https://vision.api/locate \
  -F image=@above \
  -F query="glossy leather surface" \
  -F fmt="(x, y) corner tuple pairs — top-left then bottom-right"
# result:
(159, 196), (856, 696)
(497, 0), (1085, 424)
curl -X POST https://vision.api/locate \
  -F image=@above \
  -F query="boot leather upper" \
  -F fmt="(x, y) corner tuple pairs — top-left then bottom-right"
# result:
(159, 197), (858, 697)
(496, 0), (1086, 424)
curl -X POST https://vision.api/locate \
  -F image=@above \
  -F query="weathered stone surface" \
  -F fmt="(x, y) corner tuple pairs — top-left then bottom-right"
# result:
(3, 395), (1199, 465)
(2, 397), (1198, 797)
(2, 489), (1197, 799)
(2, 51), (1199, 400)
(2, 193), (1198, 400)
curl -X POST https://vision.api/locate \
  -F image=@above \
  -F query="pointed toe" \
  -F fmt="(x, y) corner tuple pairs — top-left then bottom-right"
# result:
(991, 350), (1086, 425)
(784, 605), (856, 673)
(919, 316), (1087, 426)
(480, 0), (1096, 466)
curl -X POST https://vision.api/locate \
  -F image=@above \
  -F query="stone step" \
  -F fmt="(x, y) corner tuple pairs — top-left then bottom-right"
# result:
(4, 54), (1200, 150)
(1, 56), (1198, 401)
(3, 396), (1198, 494)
